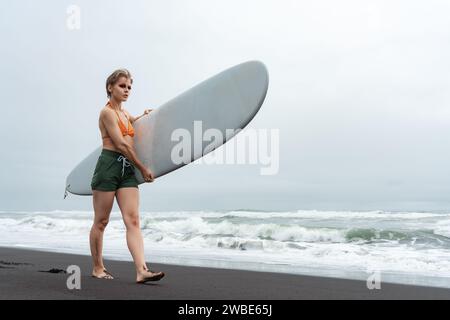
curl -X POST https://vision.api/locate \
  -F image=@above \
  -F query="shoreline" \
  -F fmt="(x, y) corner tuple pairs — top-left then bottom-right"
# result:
(1, 209), (449, 290)
(1, 246), (450, 299)
(3, 244), (449, 290)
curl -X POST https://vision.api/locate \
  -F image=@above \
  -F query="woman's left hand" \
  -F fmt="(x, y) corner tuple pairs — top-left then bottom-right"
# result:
(143, 109), (153, 115)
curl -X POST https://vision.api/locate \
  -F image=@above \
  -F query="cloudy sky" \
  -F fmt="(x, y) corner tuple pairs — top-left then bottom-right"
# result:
(2, 0), (450, 212)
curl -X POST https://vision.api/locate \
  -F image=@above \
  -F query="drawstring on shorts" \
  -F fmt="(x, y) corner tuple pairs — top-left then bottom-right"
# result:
(117, 155), (133, 177)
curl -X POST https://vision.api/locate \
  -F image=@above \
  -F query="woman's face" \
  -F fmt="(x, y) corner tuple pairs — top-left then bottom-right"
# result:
(109, 76), (132, 102)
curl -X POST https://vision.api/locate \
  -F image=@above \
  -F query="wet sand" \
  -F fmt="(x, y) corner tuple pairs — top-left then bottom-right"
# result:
(1, 247), (449, 300)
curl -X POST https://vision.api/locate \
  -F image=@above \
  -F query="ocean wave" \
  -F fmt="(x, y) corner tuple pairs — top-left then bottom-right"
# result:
(1, 213), (449, 249)
(3, 209), (450, 219)
(1, 210), (450, 280)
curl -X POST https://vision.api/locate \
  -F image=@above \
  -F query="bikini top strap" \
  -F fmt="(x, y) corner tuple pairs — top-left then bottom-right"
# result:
(107, 102), (130, 130)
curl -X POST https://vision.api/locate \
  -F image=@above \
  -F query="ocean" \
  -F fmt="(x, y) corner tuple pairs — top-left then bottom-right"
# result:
(1, 209), (449, 288)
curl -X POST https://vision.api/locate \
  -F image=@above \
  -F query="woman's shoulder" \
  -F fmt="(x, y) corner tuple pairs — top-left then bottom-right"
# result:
(99, 106), (115, 119)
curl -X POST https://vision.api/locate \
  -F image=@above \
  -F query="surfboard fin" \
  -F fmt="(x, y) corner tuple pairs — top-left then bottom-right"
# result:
(63, 184), (70, 199)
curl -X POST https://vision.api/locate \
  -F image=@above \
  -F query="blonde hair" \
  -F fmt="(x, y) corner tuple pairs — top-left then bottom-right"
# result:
(106, 69), (133, 98)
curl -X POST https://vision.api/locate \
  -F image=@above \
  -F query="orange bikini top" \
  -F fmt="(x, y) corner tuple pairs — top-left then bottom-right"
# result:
(103, 101), (135, 138)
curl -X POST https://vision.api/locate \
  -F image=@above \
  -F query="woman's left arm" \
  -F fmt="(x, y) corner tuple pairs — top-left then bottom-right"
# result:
(129, 109), (153, 124)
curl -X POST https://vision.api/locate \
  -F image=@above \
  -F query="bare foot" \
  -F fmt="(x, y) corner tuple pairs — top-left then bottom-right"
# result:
(92, 268), (114, 280)
(136, 269), (165, 283)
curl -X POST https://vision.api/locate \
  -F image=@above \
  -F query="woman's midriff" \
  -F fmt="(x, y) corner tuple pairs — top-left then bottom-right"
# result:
(102, 135), (134, 153)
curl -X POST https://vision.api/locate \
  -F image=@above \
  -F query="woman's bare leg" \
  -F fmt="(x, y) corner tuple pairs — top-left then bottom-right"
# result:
(91, 190), (116, 278)
(116, 187), (164, 282)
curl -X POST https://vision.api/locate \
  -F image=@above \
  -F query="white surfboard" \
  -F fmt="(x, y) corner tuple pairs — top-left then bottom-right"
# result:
(65, 60), (269, 196)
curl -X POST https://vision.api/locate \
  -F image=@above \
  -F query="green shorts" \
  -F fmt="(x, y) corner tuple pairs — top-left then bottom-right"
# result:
(90, 149), (139, 192)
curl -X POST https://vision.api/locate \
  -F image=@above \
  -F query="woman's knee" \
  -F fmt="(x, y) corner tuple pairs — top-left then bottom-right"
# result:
(93, 218), (109, 232)
(123, 213), (140, 229)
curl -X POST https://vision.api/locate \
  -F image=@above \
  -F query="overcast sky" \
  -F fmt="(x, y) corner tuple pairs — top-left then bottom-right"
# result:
(2, 0), (450, 212)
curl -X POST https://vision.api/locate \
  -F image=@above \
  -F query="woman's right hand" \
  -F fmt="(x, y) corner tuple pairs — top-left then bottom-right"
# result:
(141, 167), (154, 183)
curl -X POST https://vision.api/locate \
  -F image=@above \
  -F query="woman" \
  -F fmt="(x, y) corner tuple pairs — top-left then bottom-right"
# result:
(90, 68), (165, 284)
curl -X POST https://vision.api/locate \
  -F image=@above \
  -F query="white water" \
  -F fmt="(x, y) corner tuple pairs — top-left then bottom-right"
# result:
(1, 209), (450, 288)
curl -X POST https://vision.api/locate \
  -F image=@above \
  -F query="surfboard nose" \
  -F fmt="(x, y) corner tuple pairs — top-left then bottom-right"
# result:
(230, 60), (269, 117)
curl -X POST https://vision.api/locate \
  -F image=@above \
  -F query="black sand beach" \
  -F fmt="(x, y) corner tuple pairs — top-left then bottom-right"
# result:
(0, 247), (449, 300)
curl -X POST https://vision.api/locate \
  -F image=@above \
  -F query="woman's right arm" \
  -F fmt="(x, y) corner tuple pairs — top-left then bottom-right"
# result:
(101, 109), (149, 175)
